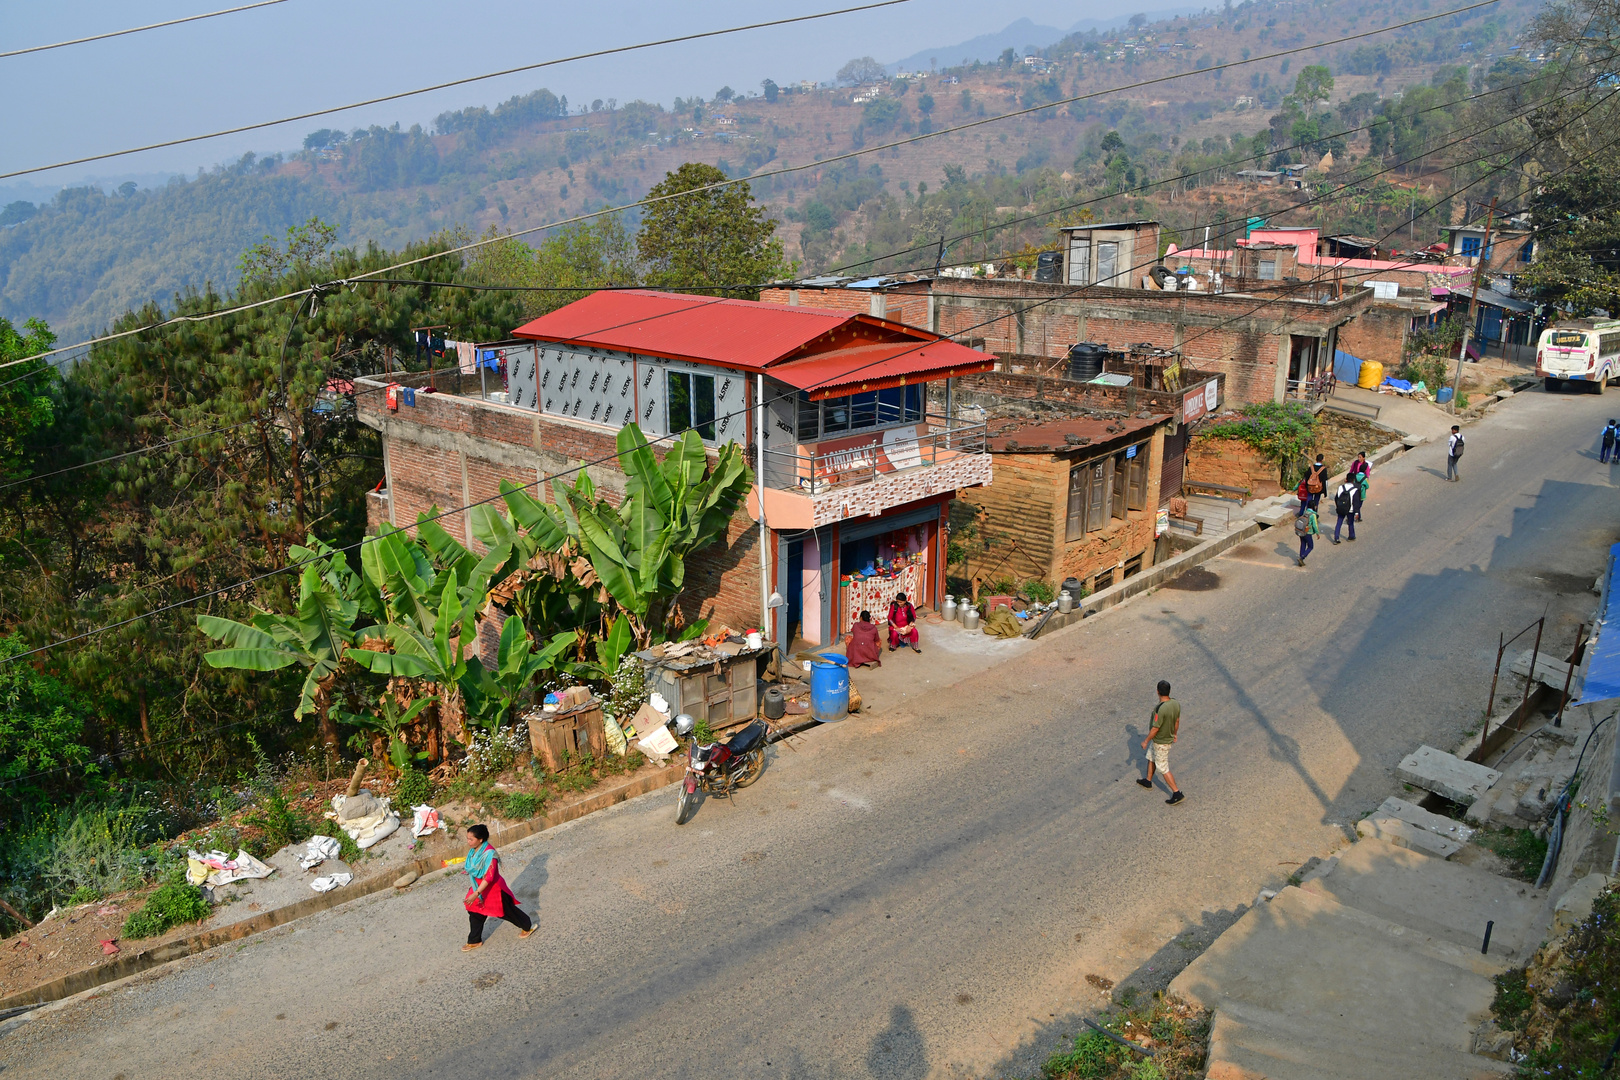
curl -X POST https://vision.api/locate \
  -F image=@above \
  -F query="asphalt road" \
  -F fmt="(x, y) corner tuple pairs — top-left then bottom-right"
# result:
(4, 386), (1616, 1080)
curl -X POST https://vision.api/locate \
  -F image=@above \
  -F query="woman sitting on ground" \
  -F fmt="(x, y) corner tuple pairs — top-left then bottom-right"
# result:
(888, 592), (921, 653)
(846, 609), (882, 668)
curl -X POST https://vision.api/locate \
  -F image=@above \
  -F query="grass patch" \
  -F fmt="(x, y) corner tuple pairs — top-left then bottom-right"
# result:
(394, 768), (432, 809)
(310, 820), (364, 863)
(1042, 994), (1209, 1080)
(122, 879), (211, 939)
(1491, 967), (1533, 1031)
(1476, 827), (1548, 881)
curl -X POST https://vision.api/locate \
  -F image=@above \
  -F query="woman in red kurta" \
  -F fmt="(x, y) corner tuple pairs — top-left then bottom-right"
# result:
(888, 592), (920, 652)
(462, 823), (534, 951)
(846, 610), (883, 668)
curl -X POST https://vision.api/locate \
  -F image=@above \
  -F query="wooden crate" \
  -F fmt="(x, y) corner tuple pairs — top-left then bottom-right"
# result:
(529, 703), (607, 772)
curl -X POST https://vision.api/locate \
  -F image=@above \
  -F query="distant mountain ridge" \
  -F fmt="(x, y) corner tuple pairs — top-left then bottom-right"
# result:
(884, 8), (1203, 74)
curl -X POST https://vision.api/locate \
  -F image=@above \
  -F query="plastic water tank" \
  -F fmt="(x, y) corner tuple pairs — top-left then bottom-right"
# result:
(1357, 360), (1384, 389)
(1035, 251), (1063, 283)
(1066, 343), (1108, 382)
(809, 654), (850, 723)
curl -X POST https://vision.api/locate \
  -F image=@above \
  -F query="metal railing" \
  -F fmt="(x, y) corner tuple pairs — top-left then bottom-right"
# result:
(761, 416), (987, 494)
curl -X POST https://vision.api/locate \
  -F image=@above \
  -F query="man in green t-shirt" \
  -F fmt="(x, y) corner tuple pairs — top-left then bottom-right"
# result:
(1136, 679), (1185, 804)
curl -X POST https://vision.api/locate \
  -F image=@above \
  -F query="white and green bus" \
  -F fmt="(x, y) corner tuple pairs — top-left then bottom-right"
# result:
(1537, 319), (1620, 393)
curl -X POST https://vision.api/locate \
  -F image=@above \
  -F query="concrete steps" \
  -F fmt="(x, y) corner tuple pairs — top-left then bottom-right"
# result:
(1170, 884), (1512, 1080)
(1301, 838), (1544, 962)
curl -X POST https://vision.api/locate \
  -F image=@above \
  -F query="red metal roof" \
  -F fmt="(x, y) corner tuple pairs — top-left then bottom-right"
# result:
(511, 289), (852, 370)
(770, 339), (998, 400)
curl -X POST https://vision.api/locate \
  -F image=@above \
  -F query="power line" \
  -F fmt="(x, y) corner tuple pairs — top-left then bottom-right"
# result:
(0, 0), (910, 182)
(0, 0), (1513, 373)
(0, 0), (289, 60)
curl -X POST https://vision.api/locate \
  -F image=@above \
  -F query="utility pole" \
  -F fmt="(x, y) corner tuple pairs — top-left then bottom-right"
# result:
(1451, 197), (1496, 415)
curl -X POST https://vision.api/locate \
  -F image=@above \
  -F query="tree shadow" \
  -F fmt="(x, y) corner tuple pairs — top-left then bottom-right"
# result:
(865, 1004), (928, 1080)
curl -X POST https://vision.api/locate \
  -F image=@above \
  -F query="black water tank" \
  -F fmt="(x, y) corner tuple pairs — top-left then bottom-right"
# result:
(1066, 342), (1108, 381)
(1035, 251), (1063, 283)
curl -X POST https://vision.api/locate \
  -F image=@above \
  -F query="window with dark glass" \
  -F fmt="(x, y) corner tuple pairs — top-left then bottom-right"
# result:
(797, 392), (821, 440)
(877, 387), (905, 425)
(667, 370), (717, 441)
(850, 391), (878, 428)
(796, 388), (923, 439)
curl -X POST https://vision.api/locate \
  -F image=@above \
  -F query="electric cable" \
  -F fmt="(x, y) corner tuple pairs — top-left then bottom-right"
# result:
(0, 0), (1515, 372)
(0, 0), (911, 181)
(0, 0), (289, 59)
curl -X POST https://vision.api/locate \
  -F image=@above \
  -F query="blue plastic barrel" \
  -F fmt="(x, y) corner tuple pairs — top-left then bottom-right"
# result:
(809, 653), (850, 723)
(1436, 387), (1455, 404)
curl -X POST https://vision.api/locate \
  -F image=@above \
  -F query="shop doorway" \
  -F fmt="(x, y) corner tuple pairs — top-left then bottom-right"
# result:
(836, 520), (932, 635)
(784, 539), (804, 647)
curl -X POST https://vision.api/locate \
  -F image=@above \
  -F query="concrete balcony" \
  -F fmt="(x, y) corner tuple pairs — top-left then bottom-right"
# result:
(747, 418), (991, 529)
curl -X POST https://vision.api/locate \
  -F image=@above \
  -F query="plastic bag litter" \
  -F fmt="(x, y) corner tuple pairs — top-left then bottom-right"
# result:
(310, 873), (352, 893)
(604, 712), (628, 757)
(186, 848), (276, 887)
(411, 805), (441, 838)
(300, 835), (342, 869)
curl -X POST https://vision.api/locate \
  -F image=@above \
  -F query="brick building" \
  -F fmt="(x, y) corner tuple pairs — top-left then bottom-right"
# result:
(762, 274), (1364, 406)
(358, 289), (997, 650)
(960, 414), (1172, 597)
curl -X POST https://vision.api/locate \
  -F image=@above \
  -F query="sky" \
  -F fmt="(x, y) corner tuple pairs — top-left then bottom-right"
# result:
(0, 0), (1186, 201)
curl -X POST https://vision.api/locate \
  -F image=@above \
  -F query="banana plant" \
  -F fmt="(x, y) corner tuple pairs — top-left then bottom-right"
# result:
(459, 615), (577, 734)
(197, 563), (357, 746)
(334, 692), (437, 770)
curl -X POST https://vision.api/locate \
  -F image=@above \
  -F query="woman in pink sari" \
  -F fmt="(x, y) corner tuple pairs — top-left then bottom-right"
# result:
(888, 592), (921, 653)
(846, 610), (882, 668)
(462, 823), (534, 951)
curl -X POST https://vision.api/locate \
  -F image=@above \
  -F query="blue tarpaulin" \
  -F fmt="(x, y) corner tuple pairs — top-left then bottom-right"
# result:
(1576, 543), (1620, 705)
(1333, 349), (1366, 383)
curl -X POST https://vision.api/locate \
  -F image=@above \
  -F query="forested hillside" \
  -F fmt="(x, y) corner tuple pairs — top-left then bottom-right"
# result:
(0, 0), (1537, 342)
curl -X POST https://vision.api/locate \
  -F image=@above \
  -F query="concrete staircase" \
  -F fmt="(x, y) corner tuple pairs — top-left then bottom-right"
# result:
(1170, 837), (1544, 1080)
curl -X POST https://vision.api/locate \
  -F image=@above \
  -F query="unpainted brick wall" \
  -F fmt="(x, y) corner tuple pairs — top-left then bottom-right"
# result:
(1185, 436), (1282, 496)
(1336, 303), (1411, 370)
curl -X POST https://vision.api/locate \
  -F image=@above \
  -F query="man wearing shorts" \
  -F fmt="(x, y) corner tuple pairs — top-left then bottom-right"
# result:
(1137, 680), (1184, 804)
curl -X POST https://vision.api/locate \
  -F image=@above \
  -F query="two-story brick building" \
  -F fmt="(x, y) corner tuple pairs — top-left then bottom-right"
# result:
(358, 289), (997, 651)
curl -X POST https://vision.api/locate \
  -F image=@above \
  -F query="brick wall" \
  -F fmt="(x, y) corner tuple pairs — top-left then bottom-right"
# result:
(759, 285), (931, 330)
(1337, 303), (1412, 370)
(1185, 436), (1282, 496)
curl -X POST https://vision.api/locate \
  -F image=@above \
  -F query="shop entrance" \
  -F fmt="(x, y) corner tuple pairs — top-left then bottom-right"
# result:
(836, 519), (932, 635)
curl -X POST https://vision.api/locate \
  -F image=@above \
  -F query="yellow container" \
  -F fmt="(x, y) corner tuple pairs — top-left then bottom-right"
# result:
(1357, 360), (1384, 389)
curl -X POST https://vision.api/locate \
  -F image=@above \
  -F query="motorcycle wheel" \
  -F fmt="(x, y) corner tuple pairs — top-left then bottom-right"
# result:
(675, 785), (696, 825)
(732, 749), (766, 789)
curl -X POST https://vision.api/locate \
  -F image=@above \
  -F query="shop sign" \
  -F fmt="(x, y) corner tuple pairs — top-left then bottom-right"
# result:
(1155, 507), (1169, 537)
(1181, 378), (1220, 424)
(813, 425), (924, 482)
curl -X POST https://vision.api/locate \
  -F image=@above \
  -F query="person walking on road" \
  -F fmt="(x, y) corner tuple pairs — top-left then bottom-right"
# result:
(1348, 451), (1371, 521)
(1137, 680), (1184, 804)
(1294, 501), (1319, 567)
(462, 824), (533, 951)
(1304, 453), (1328, 509)
(1331, 477), (1357, 544)
(1446, 425), (1465, 482)
(1602, 419), (1617, 464)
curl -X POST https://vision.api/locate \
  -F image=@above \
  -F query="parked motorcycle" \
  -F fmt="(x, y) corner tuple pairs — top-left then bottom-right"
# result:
(673, 714), (769, 825)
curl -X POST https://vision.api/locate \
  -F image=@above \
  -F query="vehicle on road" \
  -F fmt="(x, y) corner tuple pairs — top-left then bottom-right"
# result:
(673, 714), (770, 824)
(1537, 319), (1620, 393)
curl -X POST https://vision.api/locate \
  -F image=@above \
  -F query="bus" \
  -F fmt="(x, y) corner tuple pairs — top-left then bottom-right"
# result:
(1537, 319), (1620, 392)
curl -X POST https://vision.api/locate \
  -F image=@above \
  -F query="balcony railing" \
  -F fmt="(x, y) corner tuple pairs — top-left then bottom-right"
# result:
(762, 416), (987, 494)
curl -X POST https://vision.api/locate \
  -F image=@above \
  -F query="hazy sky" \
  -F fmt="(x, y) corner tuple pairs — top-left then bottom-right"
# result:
(1, 0), (1162, 198)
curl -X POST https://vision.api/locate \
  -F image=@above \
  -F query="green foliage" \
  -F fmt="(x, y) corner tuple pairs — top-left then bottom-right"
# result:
(1203, 402), (1317, 485)
(464, 218), (638, 322)
(1477, 826), (1548, 881)
(242, 788), (312, 857)
(41, 804), (157, 902)
(502, 792), (542, 819)
(459, 616), (577, 735)
(122, 880), (211, 940)
(1499, 886), (1620, 1072)
(312, 819), (364, 862)
(862, 98), (903, 133)
(0, 634), (92, 814)
(1492, 967), (1533, 1030)
(0, 317), (57, 481)
(1022, 580), (1056, 604)
(394, 767), (432, 809)
(636, 163), (791, 296)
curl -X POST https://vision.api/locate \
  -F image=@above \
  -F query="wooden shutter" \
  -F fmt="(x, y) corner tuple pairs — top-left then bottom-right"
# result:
(1085, 460), (1108, 532)
(1110, 455), (1126, 520)
(1066, 463), (1087, 542)
(1126, 444), (1148, 510)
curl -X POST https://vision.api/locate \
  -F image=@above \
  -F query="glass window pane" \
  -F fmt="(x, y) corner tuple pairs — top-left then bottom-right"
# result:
(797, 391), (820, 440)
(1096, 241), (1118, 283)
(1069, 241), (1090, 285)
(693, 373), (716, 441)
(904, 384), (923, 421)
(850, 391), (878, 429)
(823, 395), (850, 433)
(876, 387), (904, 424)
(667, 371), (692, 433)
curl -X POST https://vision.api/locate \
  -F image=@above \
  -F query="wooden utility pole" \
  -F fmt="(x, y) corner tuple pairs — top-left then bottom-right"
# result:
(1451, 197), (1497, 415)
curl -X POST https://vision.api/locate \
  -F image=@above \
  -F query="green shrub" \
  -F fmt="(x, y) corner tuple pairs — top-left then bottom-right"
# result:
(43, 804), (154, 902)
(122, 880), (210, 939)
(66, 884), (100, 906)
(1203, 401), (1317, 487)
(1042, 1031), (1124, 1078)
(503, 792), (542, 819)
(311, 821), (363, 863)
(394, 768), (432, 809)
(241, 789), (311, 858)
(1022, 580), (1056, 604)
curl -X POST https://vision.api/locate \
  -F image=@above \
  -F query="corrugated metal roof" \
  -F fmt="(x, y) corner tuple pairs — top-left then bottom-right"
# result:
(985, 413), (1168, 454)
(769, 339), (997, 399)
(511, 289), (850, 370)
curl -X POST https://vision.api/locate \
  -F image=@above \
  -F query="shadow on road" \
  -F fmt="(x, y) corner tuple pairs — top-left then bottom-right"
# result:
(510, 851), (549, 923)
(865, 1004), (928, 1080)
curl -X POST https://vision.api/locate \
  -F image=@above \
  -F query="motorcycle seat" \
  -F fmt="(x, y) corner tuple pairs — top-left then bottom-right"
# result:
(725, 720), (768, 755)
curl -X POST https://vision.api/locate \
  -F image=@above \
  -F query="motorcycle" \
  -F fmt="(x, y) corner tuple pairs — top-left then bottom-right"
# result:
(673, 714), (770, 825)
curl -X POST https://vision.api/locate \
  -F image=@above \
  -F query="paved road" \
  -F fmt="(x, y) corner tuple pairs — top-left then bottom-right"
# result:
(4, 387), (1616, 1080)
